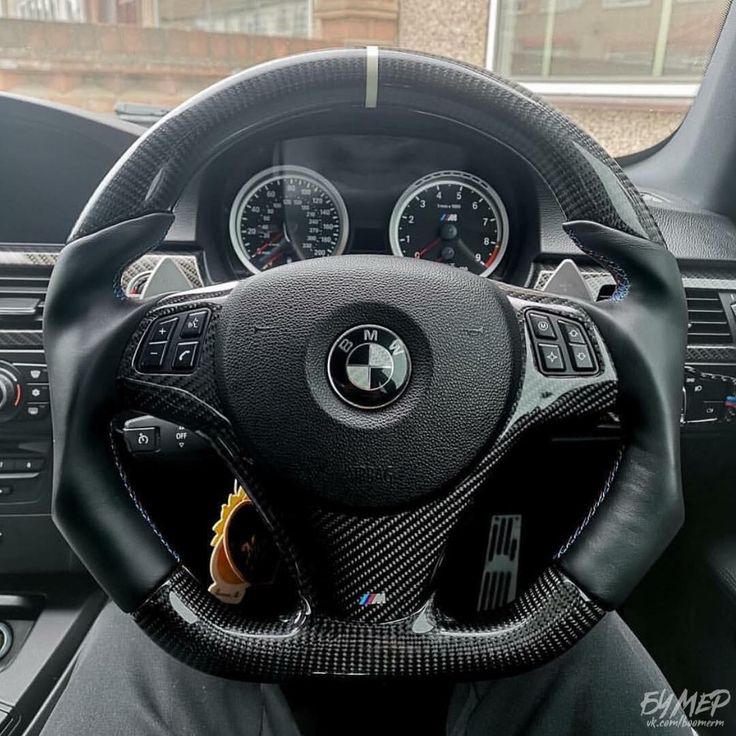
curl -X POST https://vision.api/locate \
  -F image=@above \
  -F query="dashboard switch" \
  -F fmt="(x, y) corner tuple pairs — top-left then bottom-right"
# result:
(17, 365), (47, 383)
(26, 384), (49, 402)
(703, 401), (724, 421)
(14, 458), (44, 472)
(24, 404), (48, 420)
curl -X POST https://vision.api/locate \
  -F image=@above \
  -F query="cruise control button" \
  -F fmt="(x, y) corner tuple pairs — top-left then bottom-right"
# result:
(559, 320), (586, 345)
(124, 426), (159, 454)
(539, 343), (565, 372)
(529, 312), (556, 340)
(152, 317), (178, 342)
(172, 341), (199, 371)
(181, 310), (208, 339)
(140, 341), (168, 369)
(570, 343), (595, 371)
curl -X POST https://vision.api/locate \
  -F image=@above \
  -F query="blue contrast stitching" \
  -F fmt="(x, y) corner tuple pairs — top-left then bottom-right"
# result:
(109, 425), (180, 560)
(555, 445), (624, 558)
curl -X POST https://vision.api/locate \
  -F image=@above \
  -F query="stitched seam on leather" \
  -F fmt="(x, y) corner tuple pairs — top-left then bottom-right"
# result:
(108, 424), (180, 560)
(565, 230), (631, 302)
(555, 445), (624, 558)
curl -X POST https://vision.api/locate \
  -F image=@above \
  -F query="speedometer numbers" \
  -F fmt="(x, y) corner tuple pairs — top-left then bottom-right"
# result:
(229, 166), (348, 274)
(389, 171), (509, 276)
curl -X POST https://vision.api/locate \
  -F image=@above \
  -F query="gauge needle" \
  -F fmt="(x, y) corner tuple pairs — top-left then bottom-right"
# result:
(455, 236), (481, 263)
(255, 237), (278, 256)
(262, 246), (287, 269)
(416, 237), (441, 258)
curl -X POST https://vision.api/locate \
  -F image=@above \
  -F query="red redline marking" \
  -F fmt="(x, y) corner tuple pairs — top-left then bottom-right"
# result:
(14, 383), (21, 407)
(484, 246), (501, 269)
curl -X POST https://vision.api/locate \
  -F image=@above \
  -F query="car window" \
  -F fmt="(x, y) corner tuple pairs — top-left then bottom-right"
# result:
(0, 0), (731, 156)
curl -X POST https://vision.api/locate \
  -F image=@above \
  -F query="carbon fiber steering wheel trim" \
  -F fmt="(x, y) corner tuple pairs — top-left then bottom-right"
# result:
(43, 49), (686, 681)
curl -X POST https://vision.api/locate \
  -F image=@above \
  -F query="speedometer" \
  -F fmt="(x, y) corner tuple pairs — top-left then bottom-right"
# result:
(229, 165), (348, 274)
(389, 171), (509, 276)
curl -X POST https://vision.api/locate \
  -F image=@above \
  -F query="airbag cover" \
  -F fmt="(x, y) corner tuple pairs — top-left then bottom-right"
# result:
(216, 256), (520, 508)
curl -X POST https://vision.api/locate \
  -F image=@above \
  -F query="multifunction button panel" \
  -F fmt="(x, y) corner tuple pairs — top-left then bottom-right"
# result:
(526, 311), (598, 376)
(137, 309), (210, 374)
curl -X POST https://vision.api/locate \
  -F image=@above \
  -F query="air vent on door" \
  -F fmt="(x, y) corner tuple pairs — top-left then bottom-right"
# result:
(0, 270), (49, 330)
(685, 288), (732, 345)
(596, 284), (734, 346)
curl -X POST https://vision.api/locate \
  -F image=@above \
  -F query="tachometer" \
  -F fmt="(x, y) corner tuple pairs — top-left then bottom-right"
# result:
(389, 171), (509, 276)
(229, 165), (348, 274)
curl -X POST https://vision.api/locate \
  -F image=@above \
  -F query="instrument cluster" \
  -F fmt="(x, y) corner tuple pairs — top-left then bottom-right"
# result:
(228, 165), (511, 277)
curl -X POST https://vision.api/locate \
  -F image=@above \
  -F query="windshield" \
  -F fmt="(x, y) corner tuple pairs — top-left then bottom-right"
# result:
(0, 0), (730, 156)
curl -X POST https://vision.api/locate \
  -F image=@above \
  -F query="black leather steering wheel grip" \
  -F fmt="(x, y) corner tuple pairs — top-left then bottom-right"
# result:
(44, 48), (686, 680)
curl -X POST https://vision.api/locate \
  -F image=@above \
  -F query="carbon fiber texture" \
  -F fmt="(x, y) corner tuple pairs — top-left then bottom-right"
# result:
(0, 250), (202, 290)
(134, 565), (604, 681)
(121, 289), (616, 638)
(300, 379), (616, 623)
(0, 330), (43, 348)
(70, 49), (662, 248)
(68, 47), (658, 677)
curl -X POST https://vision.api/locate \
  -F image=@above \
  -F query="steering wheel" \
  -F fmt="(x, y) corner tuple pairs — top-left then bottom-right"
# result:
(44, 48), (686, 681)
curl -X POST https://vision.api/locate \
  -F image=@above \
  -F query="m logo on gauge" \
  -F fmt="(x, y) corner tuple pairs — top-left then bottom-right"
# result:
(327, 325), (411, 409)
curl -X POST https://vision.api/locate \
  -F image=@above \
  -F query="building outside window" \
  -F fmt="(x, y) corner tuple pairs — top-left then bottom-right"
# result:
(0, 0), (730, 156)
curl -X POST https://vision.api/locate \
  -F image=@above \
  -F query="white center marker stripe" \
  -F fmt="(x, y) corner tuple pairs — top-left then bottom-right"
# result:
(365, 46), (379, 109)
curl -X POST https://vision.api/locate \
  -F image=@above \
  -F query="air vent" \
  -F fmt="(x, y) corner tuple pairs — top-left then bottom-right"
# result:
(685, 288), (732, 345)
(0, 269), (50, 330)
(597, 284), (734, 346)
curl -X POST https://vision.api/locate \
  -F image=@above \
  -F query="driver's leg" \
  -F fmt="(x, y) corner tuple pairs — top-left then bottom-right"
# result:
(39, 603), (303, 736)
(447, 612), (693, 736)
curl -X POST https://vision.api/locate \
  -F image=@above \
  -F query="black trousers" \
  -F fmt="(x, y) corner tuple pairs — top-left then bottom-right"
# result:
(40, 604), (692, 735)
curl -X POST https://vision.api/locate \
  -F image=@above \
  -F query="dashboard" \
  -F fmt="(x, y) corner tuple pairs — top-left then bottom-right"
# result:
(0, 91), (736, 551)
(192, 118), (544, 288)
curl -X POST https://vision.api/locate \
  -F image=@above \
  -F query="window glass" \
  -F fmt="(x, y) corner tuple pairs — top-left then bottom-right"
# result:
(0, 0), (730, 156)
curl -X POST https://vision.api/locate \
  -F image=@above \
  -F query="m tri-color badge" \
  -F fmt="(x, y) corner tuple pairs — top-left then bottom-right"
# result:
(359, 592), (386, 606)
